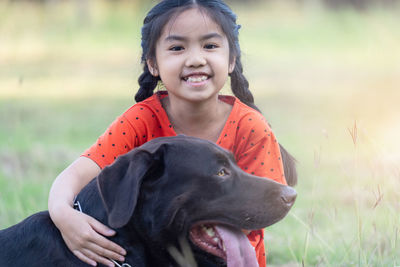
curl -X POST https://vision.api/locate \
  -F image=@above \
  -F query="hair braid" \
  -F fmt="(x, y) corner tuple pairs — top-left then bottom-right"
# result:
(230, 58), (260, 112)
(135, 65), (159, 103)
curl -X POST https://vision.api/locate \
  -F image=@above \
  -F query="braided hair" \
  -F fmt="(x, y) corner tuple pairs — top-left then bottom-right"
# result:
(135, 0), (259, 112)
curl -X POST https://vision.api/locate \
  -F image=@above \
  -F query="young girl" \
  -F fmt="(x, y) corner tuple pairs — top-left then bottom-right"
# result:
(48, 0), (287, 266)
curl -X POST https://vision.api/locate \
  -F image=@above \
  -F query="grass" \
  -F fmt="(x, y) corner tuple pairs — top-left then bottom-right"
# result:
(1, 0), (399, 266)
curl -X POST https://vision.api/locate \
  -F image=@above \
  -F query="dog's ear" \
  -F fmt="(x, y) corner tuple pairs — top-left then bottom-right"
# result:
(97, 147), (163, 228)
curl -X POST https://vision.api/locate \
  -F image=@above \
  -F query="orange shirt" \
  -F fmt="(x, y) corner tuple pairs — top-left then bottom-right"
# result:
(82, 91), (286, 267)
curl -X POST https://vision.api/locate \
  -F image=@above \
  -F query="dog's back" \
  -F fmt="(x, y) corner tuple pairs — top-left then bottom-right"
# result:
(0, 211), (84, 266)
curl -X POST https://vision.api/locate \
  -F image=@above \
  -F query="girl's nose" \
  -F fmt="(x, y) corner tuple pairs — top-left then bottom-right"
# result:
(185, 49), (206, 68)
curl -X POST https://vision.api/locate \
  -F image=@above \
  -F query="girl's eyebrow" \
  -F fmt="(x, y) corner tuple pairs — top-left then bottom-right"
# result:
(164, 33), (223, 42)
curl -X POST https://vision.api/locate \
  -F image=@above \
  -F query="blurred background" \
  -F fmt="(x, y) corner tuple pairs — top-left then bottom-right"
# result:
(0, 0), (399, 266)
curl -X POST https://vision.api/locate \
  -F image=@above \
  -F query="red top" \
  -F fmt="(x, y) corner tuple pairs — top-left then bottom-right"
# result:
(82, 91), (286, 267)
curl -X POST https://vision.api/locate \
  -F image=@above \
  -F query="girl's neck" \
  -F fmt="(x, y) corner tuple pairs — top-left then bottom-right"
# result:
(161, 95), (232, 142)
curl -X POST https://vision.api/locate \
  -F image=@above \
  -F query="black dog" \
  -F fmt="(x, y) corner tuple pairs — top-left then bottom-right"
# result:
(0, 135), (297, 267)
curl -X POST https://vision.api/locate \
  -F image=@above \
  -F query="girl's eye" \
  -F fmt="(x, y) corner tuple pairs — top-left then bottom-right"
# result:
(204, 44), (218, 49)
(169, 46), (184, 51)
(217, 169), (227, 177)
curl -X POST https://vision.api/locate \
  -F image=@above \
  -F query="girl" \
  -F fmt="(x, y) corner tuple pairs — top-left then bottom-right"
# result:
(48, 0), (288, 266)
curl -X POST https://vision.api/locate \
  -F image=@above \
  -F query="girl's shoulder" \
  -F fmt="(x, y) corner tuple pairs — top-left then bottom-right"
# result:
(226, 96), (271, 132)
(122, 92), (168, 124)
(218, 95), (273, 151)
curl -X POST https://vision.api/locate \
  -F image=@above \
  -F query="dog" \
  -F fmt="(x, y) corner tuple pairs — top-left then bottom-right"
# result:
(0, 135), (297, 267)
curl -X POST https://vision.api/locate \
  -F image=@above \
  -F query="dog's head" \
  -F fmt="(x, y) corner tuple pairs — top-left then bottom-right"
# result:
(97, 135), (296, 266)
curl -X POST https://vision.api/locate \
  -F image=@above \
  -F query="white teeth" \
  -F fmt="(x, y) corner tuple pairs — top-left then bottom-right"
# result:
(206, 228), (215, 237)
(186, 75), (208, 83)
(200, 224), (224, 248)
(202, 224), (216, 237)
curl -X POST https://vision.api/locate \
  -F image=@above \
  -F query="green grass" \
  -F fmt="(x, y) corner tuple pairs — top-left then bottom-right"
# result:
(1, 1), (400, 266)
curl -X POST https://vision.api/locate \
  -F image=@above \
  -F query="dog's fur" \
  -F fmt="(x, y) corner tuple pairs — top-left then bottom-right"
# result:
(0, 136), (297, 266)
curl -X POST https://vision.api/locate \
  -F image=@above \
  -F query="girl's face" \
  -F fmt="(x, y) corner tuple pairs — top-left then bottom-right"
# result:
(148, 8), (235, 104)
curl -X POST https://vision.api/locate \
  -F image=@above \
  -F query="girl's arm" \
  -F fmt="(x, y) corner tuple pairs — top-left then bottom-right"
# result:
(48, 157), (126, 267)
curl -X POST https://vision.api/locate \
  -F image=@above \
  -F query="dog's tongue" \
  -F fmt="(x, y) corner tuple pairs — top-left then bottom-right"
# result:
(214, 225), (259, 267)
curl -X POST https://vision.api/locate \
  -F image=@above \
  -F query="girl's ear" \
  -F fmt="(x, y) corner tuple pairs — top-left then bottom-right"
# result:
(228, 56), (236, 74)
(147, 59), (159, 77)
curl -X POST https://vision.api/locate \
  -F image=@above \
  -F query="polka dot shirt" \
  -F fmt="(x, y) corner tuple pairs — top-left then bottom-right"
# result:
(82, 91), (286, 267)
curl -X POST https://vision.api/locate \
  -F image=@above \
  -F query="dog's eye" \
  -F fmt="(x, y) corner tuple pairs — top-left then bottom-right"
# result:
(217, 169), (227, 177)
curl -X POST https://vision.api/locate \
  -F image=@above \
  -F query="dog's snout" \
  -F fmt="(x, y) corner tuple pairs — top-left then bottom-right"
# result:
(281, 186), (297, 205)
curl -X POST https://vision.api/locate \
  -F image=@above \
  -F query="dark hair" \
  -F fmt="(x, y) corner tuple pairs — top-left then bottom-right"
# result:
(135, 0), (259, 112)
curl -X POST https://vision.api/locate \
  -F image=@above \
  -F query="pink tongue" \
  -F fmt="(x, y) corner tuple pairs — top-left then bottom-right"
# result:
(214, 225), (259, 267)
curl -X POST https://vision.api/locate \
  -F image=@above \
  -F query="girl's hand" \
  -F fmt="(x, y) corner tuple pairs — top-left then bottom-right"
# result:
(57, 207), (127, 267)
(48, 157), (126, 266)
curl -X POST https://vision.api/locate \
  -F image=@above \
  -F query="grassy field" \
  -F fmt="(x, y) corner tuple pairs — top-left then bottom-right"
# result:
(1, 0), (399, 266)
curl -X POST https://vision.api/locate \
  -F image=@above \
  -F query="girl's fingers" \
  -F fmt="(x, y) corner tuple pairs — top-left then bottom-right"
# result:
(89, 233), (126, 260)
(80, 247), (116, 267)
(61, 211), (126, 265)
(89, 217), (116, 237)
(72, 250), (97, 266)
(86, 241), (125, 263)
(88, 219), (127, 256)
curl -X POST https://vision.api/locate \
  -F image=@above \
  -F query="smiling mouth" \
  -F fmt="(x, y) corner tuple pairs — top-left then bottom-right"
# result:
(182, 75), (209, 83)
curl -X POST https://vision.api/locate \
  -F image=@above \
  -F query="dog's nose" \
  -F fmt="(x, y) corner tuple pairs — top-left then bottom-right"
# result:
(281, 186), (297, 205)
